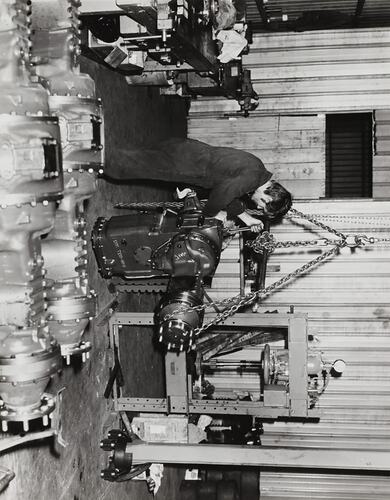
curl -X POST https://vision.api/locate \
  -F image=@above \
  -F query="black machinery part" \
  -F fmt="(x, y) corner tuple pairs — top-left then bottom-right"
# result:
(100, 429), (151, 482)
(155, 285), (204, 351)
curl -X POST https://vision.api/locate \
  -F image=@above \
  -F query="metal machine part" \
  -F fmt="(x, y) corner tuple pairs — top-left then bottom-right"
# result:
(100, 312), (348, 478)
(31, 0), (103, 362)
(203, 342), (341, 409)
(92, 193), (223, 349)
(0, 325), (62, 432)
(0, 0), (65, 428)
(156, 286), (205, 350)
(80, 0), (259, 113)
(92, 192), (222, 281)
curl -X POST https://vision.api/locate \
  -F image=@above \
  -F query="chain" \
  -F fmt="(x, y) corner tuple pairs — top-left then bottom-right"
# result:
(115, 200), (207, 210)
(192, 242), (344, 335)
(246, 207), (347, 254)
(116, 201), (390, 336)
(159, 206), (382, 331)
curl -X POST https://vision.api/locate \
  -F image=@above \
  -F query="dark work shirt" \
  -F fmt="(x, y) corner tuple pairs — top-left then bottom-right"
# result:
(111, 138), (272, 217)
(161, 138), (272, 217)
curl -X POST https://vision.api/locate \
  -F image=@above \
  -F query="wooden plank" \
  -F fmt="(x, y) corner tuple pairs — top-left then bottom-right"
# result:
(248, 29), (390, 51)
(373, 170), (390, 182)
(270, 163), (324, 180)
(373, 184), (390, 197)
(376, 139), (390, 153)
(375, 109), (390, 120)
(250, 77), (390, 96)
(188, 115), (324, 132)
(189, 130), (323, 149)
(244, 46), (390, 66)
(188, 115), (280, 131)
(248, 93), (390, 113)
(375, 124), (390, 135)
(249, 62), (390, 81)
(264, 275), (390, 290)
(247, 148), (323, 163)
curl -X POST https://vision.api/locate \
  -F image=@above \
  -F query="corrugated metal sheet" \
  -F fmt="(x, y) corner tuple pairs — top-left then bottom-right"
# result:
(188, 114), (326, 199)
(204, 200), (390, 498)
(188, 28), (390, 115)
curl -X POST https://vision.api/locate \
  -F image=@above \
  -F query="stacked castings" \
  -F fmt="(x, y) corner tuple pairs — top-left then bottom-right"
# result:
(0, 0), (63, 431)
(31, 0), (103, 364)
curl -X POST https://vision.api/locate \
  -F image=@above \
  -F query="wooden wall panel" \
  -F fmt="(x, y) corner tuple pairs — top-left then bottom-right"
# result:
(189, 114), (326, 200)
(189, 28), (390, 116)
(374, 110), (390, 198)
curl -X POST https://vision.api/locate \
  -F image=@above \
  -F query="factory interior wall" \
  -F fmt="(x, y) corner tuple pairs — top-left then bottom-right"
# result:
(189, 27), (390, 115)
(189, 27), (390, 500)
(0, 58), (188, 500)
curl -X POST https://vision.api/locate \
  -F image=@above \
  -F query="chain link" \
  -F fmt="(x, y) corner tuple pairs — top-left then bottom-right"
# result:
(115, 200), (390, 336)
(192, 242), (344, 335)
(115, 200), (207, 210)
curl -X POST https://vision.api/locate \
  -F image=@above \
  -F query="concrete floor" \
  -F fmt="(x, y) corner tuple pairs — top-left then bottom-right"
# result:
(0, 58), (188, 500)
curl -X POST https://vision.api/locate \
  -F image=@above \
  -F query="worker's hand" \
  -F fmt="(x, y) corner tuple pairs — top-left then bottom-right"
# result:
(175, 187), (193, 200)
(214, 210), (228, 224)
(250, 223), (264, 233)
(237, 211), (264, 230)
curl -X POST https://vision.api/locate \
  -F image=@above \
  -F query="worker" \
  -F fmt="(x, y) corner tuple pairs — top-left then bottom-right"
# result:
(107, 137), (292, 231)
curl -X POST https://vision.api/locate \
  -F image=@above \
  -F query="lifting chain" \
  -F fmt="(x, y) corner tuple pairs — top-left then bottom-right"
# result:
(161, 207), (350, 336)
(114, 200), (390, 338)
(115, 200), (207, 210)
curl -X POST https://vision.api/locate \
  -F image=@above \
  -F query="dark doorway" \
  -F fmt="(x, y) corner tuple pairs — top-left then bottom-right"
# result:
(326, 113), (373, 198)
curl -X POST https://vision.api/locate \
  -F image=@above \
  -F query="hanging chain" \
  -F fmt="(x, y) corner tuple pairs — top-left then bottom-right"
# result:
(114, 200), (390, 334)
(192, 242), (344, 335)
(115, 200), (207, 210)
(160, 208), (350, 333)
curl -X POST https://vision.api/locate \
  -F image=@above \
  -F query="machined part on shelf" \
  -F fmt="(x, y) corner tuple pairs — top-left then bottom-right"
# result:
(0, 115), (64, 206)
(0, 325), (62, 432)
(0, 203), (56, 326)
(31, 0), (104, 360)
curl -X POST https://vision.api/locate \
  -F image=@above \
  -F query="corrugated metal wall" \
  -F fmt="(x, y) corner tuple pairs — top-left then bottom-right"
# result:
(189, 28), (390, 115)
(189, 26), (390, 499)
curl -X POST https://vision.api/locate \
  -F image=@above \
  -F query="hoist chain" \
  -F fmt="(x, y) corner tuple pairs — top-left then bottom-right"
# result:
(192, 242), (344, 335)
(115, 200), (207, 210)
(245, 207), (346, 254)
(114, 200), (390, 337)
(245, 232), (343, 254)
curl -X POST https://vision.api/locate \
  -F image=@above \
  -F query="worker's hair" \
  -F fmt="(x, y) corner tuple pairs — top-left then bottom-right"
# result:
(263, 181), (292, 219)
